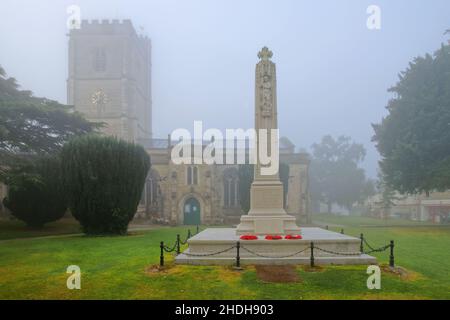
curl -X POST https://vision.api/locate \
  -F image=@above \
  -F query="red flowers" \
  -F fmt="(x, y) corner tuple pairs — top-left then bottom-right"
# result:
(265, 235), (283, 240)
(240, 235), (258, 240)
(240, 234), (303, 240)
(285, 234), (302, 240)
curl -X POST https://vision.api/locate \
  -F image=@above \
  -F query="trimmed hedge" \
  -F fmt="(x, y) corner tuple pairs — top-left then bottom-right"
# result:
(3, 156), (67, 228)
(61, 135), (150, 235)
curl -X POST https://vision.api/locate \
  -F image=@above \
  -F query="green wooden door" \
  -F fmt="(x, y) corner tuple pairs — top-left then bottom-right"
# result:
(184, 198), (201, 225)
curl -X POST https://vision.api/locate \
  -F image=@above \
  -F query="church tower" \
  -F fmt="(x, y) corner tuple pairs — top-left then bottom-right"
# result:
(67, 19), (152, 141)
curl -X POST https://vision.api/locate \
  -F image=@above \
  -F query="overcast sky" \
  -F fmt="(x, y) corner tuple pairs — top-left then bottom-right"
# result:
(0, 0), (449, 177)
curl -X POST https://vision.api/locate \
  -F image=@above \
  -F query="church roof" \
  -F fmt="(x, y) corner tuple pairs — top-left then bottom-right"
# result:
(137, 137), (309, 161)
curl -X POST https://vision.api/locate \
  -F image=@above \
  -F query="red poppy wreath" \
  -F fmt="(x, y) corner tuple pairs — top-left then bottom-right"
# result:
(265, 235), (283, 240)
(285, 234), (302, 240)
(240, 235), (258, 240)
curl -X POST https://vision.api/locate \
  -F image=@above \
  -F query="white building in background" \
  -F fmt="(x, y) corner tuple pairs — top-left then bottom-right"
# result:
(366, 191), (450, 224)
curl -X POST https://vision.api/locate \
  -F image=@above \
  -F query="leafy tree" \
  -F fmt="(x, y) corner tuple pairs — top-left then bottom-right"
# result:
(0, 66), (99, 176)
(374, 174), (400, 220)
(310, 135), (368, 212)
(238, 163), (290, 214)
(61, 135), (150, 235)
(3, 156), (67, 228)
(361, 178), (377, 204)
(372, 43), (450, 194)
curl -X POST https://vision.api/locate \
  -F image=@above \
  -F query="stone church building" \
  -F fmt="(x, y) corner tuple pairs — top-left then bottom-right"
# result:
(68, 19), (311, 226)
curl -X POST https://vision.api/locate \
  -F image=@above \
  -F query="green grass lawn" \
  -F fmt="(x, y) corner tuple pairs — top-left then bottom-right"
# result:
(0, 218), (82, 240)
(0, 219), (449, 299)
(313, 213), (433, 227)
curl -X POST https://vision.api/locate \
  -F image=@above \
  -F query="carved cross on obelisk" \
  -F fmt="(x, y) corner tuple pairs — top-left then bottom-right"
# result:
(236, 47), (301, 235)
(254, 46), (278, 182)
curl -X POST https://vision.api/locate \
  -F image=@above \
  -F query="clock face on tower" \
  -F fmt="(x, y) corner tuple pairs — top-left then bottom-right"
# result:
(91, 89), (108, 116)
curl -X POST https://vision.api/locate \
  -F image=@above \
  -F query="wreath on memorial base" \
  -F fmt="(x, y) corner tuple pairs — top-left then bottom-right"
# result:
(265, 235), (283, 240)
(240, 235), (258, 240)
(285, 234), (302, 240)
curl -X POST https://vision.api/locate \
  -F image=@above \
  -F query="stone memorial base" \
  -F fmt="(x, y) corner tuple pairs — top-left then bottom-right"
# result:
(175, 228), (377, 266)
(236, 181), (301, 235)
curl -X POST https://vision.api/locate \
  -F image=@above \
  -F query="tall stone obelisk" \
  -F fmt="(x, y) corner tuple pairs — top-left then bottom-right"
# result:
(236, 47), (301, 235)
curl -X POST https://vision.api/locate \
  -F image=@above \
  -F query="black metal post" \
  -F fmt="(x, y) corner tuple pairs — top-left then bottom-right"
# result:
(325, 225), (329, 230)
(236, 241), (241, 268)
(160, 241), (164, 266)
(389, 240), (395, 267)
(176, 234), (181, 255)
(360, 233), (364, 253)
(196, 225), (199, 234)
(341, 228), (344, 234)
(310, 242), (315, 268)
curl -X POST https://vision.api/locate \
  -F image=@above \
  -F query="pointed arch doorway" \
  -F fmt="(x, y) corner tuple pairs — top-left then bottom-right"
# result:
(183, 198), (201, 225)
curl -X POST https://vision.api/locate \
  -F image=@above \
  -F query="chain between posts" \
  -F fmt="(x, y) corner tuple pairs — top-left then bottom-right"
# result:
(182, 245), (237, 257)
(180, 229), (191, 245)
(363, 236), (377, 252)
(360, 233), (395, 266)
(314, 246), (362, 256)
(163, 241), (177, 253)
(174, 226), (199, 249)
(240, 245), (310, 259)
(159, 226), (200, 266)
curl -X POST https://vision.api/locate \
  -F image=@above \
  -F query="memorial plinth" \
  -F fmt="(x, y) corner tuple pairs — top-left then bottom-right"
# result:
(236, 181), (301, 235)
(175, 228), (377, 266)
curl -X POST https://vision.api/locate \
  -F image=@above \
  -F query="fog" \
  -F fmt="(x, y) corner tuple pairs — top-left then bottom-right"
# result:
(1, 0), (449, 177)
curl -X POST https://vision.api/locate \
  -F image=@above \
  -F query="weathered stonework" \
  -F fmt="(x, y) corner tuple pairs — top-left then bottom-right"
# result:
(236, 47), (301, 235)
(136, 138), (310, 226)
(67, 19), (152, 142)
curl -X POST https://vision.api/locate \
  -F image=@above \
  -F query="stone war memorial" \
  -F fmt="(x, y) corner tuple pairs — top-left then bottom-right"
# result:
(176, 47), (377, 266)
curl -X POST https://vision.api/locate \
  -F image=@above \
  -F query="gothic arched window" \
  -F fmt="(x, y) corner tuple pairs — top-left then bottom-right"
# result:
(223, 168), (239, 208)
(187, 166), (198, 185)
(93, 47), (106, 72)
(140, 169), (161, 213)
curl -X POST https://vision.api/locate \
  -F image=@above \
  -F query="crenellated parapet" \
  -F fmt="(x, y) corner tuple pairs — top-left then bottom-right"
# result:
(71, 19), (149, 41)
